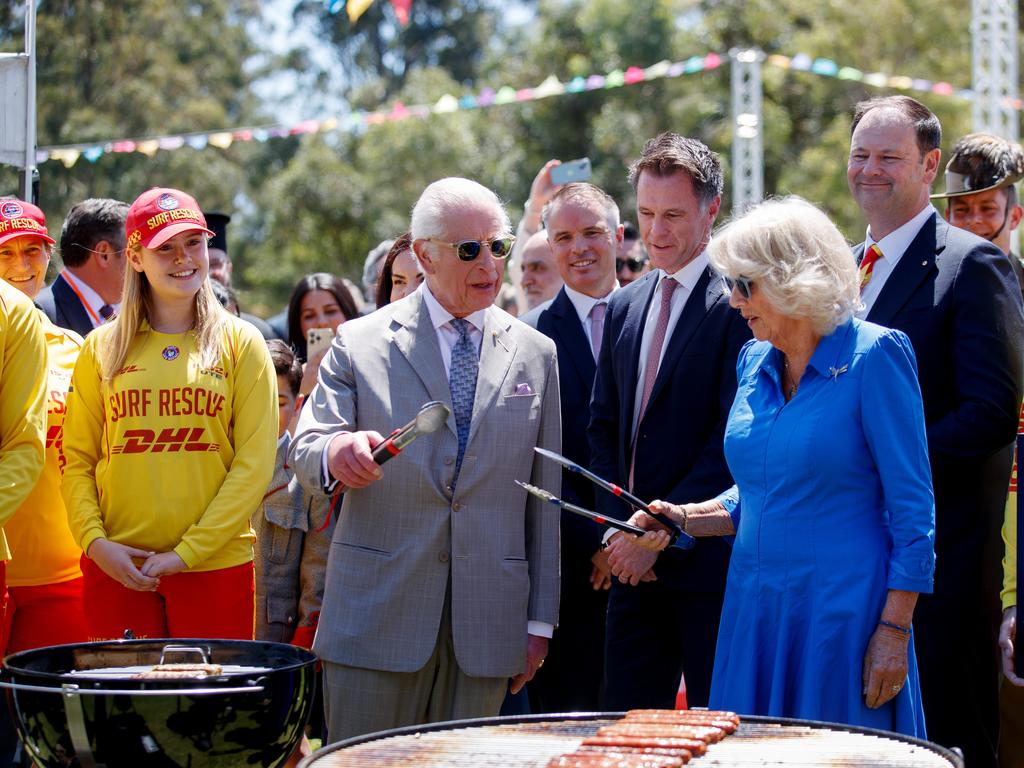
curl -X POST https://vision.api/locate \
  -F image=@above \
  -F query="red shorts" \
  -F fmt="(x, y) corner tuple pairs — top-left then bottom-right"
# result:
(3, 577), (88, 655)
(81, 557), (254, 641)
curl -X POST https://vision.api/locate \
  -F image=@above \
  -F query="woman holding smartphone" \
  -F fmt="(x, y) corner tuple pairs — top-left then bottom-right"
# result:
(62, 188), (277, 640)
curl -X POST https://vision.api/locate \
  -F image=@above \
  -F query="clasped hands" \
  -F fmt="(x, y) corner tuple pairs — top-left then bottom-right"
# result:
(88, 538), (188, 591)
(605, 500), (682, 586)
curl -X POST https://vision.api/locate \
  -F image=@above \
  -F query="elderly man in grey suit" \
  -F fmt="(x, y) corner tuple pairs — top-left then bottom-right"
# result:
(291, 177), (561, 741)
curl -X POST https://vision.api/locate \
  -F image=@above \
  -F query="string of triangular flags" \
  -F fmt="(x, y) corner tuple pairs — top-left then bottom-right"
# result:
(37, 51), (999, 168)
(324, 0), (412, 26)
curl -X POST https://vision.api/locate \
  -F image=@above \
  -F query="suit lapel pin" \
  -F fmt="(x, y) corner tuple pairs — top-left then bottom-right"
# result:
(921, 261), (927, 266)
(828, 364), (848, 381)
(492, 329), (511, 352)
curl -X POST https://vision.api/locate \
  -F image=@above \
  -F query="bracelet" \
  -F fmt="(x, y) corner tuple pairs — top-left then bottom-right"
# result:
(878, 619), (911, 635)
(679, 505), (689, 533)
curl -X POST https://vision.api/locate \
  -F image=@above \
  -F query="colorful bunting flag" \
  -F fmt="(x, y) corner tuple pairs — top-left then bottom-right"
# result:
(35, 51), (988, 168)
(391, 0), (412, 25)
(348, 0), (374, 22)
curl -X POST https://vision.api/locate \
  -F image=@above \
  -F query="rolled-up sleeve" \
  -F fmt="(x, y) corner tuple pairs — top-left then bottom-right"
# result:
(861, 330), (936, 593)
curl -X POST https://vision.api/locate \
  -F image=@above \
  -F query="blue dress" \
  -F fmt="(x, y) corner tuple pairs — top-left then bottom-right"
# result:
(709, 319), (935, 737)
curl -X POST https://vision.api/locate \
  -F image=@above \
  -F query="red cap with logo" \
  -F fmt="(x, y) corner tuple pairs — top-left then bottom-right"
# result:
(0, 199), (56, 247)
(125, 188), (214, 250)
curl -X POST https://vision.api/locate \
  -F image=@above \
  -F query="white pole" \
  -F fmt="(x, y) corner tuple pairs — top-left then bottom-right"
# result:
(20, 0), (36, 201)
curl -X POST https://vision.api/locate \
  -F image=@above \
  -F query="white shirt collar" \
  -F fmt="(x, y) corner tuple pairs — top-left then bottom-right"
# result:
(563, 283), (617, 325)
(418, 281), (487, 334)
(60, 269), (120, 323)
(661, 248), (709, 290)
(865, 204), (936, 264)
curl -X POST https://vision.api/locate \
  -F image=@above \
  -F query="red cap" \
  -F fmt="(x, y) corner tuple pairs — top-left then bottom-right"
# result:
(0, 199), (56, 247)
(125, 188), (214, 250)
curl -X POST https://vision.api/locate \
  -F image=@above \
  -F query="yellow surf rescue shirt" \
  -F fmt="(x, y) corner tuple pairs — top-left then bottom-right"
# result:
(6, 316), (83, 586)
(63, 316), (277, 572)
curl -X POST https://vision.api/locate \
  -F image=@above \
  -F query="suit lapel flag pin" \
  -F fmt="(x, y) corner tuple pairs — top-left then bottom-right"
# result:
(828, 364), (848, 381)
(492, 329), (511, 352)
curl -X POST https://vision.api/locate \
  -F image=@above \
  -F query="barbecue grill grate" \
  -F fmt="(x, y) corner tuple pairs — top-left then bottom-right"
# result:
(303, 714), (961, 768)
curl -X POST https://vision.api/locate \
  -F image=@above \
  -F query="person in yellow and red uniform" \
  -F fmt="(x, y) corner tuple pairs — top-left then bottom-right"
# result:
(0, 199), (89, 654)
(0, 265), (48, 652)
(62, 188), (277, 640)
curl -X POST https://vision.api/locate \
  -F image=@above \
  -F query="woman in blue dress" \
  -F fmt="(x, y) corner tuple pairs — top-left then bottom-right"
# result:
(627, 197), (935, 737)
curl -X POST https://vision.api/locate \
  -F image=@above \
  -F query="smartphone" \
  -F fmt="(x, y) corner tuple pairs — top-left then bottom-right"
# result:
(306, 327), (334, 359)
(550, 157), (592, 186)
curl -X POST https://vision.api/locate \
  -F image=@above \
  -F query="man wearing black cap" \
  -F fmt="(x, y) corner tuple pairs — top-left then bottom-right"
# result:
(37, 198), (128, 338)
(203, 211), (278, 340)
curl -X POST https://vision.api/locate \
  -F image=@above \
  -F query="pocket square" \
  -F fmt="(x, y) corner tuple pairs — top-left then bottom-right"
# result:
(513, 382), (535, 396)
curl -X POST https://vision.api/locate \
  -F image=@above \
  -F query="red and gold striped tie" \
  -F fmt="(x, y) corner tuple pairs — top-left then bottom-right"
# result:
(859, 244), (883, 293)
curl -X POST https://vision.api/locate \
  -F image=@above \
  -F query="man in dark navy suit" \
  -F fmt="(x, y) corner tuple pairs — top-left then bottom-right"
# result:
(590, 133), (750, 709)
(36, 198), (127, 337)
(848, 96), (1024, 768)
(520, 182), (621, 712)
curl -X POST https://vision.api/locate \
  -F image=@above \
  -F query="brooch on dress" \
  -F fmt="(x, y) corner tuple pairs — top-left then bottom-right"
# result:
(828, 364), (848, 380)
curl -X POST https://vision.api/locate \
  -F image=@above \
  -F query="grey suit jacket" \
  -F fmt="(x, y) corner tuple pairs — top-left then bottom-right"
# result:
(290, 289), (561, 677)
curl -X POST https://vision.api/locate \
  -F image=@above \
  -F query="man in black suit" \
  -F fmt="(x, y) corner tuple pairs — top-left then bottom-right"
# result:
(929, 131), (1024, 768)
(590, 133), (750, 709)
(848, 96), (1024, 768)
(36, 198), (128, 337)
(520, 182), (621, 712)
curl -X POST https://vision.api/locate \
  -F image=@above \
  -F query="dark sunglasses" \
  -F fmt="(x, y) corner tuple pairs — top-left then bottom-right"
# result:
(423, 235), (516, 262)
(616, 257), (647, 272)
(724, 275), (754, 299)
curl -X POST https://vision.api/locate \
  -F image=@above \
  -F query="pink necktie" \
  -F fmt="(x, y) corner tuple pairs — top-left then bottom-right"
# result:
(589, 301), (607, 360)
(629, 277), (678, 489)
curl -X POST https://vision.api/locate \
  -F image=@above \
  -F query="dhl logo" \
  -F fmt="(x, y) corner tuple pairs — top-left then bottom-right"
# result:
(111, 427), (220, 455)
(199, 366), (227, 380)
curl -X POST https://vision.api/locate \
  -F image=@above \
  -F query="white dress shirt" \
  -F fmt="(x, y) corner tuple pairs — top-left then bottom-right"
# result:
(563, 283), (617, 358)
(631, 251), (709, 435)
(857, 204), (936, 317)
(60, 269), (120, 327)
(419, 282), (486, 374)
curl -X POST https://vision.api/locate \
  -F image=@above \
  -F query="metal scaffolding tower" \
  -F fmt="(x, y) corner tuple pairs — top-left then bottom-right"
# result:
(971, 0), (1019, 139)
(0, 3), (37, 200)
(730, 48), (765, 213)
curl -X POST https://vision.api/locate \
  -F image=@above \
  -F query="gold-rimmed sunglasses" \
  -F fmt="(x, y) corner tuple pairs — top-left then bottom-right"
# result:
(421, 235), (516, 262)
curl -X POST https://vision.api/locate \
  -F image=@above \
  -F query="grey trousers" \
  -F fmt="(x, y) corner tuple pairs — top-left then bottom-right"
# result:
(322, 595), (507, 743)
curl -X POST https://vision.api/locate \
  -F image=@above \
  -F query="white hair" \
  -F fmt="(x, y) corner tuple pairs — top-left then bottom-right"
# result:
(709, 196), (860, 335)
(410, 177), (511, 240)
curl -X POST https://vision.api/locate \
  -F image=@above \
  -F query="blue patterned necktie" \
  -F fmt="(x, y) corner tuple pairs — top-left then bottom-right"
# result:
(448, 318), (479, 481)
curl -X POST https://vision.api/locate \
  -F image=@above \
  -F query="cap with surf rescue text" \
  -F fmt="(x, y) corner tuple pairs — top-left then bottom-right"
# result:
(0, 199), (56, 247)
(125, 188), (214, 250)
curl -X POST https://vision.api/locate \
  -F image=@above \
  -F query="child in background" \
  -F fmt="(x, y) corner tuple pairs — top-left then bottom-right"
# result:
(255, 340), (334, 647)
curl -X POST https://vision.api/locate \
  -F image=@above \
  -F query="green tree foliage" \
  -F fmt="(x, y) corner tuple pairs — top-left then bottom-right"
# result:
(0, 0), (271, 286)
(0, 0), (1012, 314)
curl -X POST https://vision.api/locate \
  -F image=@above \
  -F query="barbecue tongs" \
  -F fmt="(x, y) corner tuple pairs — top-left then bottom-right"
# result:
(518, 448), (696, 550)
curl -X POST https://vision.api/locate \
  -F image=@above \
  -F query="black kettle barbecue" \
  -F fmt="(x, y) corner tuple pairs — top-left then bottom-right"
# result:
(2, 638), (316, 768)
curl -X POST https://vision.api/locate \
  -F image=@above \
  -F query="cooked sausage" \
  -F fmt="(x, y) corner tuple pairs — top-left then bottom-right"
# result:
(582, 736), (707, 756)
(597, 724), (724, 743)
